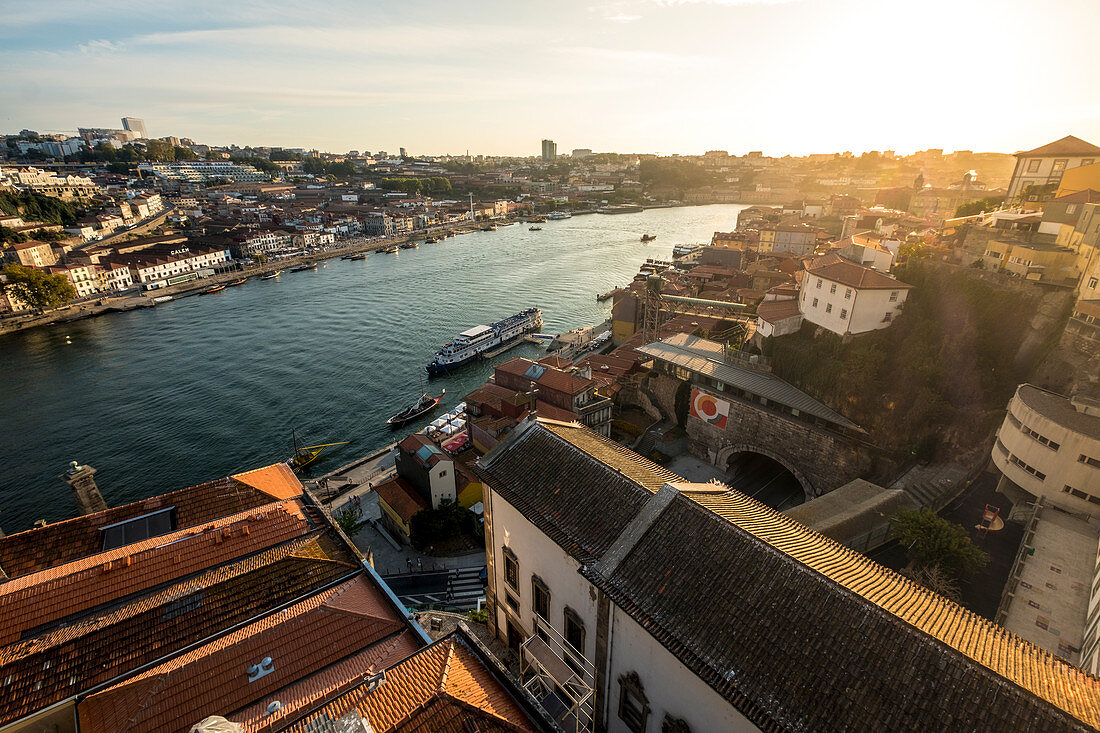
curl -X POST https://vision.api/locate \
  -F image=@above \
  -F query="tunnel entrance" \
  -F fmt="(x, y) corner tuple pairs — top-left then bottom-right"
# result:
(725, 451), (807, 510)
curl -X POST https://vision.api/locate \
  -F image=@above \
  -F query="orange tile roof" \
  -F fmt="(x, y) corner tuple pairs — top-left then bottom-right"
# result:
(806, 254), (912, 290)
(231, 462), (303, 500)
(281, 634), (538, 733)
(0, 500), (311, 646)
(374, 478), (428, 524)
(77, 575), (406, 733)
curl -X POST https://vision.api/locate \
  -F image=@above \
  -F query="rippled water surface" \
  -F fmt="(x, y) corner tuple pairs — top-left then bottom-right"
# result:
(1, 204), (748, 531)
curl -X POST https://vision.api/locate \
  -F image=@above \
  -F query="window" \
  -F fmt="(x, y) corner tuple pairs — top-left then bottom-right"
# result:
(812, 298), (819, 308)
(1089, 277), (1098, 289)
(563, 606), (585, 655)
(662, 715), (692, 733)
(532, 576), (550, 620)
(1067, 204), (1078, 215)
(889, 291), (898, 302)
(825, 303), (833, 314)
(1084, 159), (1096, 167)
(815, 278), (822, 289)
(1009, 453), (1046, 480)
(840, 308), (848, 319)
(101, 507), (176, 551)
(1027, 159), (1041, 173)
(1080, 454), (1100, 469)
(1052, 159), (1068, 174)
(1020, 424), (1060, 451)
(618, 672), (649, 733)
(502, 547), (519, 591)
(506, 593), (520, 612)
(845, 288), (852, 300)
(829, 283), (837, 294)
(882, 312), (892, 322)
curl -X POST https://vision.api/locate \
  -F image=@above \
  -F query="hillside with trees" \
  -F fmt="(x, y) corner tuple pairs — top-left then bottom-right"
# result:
(762, 263), (1055, 461)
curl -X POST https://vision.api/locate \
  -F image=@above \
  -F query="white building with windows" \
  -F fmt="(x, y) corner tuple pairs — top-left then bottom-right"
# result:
(799, 252), (912, 336)
(475, 418), (1100, 733)
(102, 243), (231, 289)
(1006, 136), (1100, 202)
(992, 384), (1100, 514)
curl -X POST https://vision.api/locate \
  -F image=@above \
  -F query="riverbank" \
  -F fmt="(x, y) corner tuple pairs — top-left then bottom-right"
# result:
(0, 219), (487, 336)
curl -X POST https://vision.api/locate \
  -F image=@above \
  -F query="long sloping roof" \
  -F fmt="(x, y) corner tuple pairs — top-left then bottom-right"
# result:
(474, 419), (679, 564)
(635, 332), (859, 430)
(485, 420), (1100, 732)
(584, 491), (1100, 732)
(1018, 135), (1100, 157)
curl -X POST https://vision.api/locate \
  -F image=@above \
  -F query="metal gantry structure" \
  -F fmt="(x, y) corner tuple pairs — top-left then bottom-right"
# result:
(640, 274), (757, 350)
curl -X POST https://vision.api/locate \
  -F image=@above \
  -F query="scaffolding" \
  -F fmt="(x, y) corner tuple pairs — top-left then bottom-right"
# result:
(519, 616), (595, 733)
(640, 274), (757, 351)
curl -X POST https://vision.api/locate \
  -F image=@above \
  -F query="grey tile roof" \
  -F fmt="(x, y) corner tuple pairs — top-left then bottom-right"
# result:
(636, 333), (860, 430)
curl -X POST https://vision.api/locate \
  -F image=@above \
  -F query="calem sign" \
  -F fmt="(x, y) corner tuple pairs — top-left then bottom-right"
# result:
(170, 247), (191, 256)
(689, 388), (730, 430)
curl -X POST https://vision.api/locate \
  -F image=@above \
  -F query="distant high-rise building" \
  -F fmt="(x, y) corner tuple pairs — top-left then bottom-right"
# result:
(399, 147), (407, 158)
(571, 148), (592, 159)
(541, 139), (557, 162)
(121, 117), (147, 139)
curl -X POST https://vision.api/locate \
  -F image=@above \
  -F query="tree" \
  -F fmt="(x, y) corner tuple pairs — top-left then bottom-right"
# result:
(891, 507), (988, 577)
(2, 264), (77, 310)
(954, 196), (1004, 218)
(333, 507), (360, 536)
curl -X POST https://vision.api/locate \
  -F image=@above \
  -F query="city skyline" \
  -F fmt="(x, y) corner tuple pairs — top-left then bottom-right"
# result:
(3, 0), (1100, 157)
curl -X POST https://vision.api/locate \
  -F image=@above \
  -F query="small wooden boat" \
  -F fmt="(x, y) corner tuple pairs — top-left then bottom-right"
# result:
(226, 278), (248, 287)
(386, 389), (445, 427)
(287, 430), (350, 472)
(400, 242), (419, 249)
(261, 270), (282, 280)
(291, 262), (318, 272)
(529, 226), (542, 231)
(641, 233), (657, 242)
(383, 246), (399, 254)
(202, 284), (227, 294)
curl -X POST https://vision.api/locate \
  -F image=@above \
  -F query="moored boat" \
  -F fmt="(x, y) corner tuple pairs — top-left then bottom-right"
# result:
(227, 278), (248, 286)
(546, 211), (571, 220)
(427, 308), (543, 376)
(202, 283), (227, 294)
(383, 245), (399, 253)
(529, 226), (543, 231)
(400, 242), (419, 249)
(641, 233), (657, 242)
(287, 430), (350, 472)
(261, 270), (282, 280)
(385, 389), (446, 427)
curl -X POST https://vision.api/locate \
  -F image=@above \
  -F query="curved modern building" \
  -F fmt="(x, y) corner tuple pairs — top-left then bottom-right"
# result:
(992, 384), (1100, 512)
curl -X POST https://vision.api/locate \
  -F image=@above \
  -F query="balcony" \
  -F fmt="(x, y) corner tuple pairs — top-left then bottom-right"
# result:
(520, 615), (595, 733)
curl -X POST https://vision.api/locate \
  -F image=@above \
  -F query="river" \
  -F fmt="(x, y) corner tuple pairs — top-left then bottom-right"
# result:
(0, 204), (749, 532)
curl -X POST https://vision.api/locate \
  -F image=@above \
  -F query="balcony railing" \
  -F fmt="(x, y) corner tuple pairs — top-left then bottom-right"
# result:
(520, 615), (595, 733)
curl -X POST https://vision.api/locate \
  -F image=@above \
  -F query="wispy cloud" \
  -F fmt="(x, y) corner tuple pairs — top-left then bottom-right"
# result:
(78, 39), (123, 55)
(606, 12), (642, 21)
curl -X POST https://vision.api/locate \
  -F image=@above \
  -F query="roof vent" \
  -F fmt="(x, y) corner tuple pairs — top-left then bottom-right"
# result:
(365, 670), (386, 692)
(266, 701), (283, 715)
(247, 656), (275, 682)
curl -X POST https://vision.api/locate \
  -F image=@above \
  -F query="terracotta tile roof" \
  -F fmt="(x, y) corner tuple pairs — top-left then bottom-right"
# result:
(374, 478), (428, 524)
(474, 420), (679, 563)
(806, 254), (913, 290)
(0, 532), (358, 727)
(230, 463), (303, 500)
(280, 633), (539, 733)
(0, 475), (282, 580)
(1017, 135), (1100, 158)
(495, 358), (594, 396)
(77, 575), (407, 733)
(0, 500), (312, 647)
(236, 631), (421, 731)
(586, 489), (1100, 732)
(1053, 189), (1100, 203)
(465, 382), (526, 413)
(755, 298), (802, 324)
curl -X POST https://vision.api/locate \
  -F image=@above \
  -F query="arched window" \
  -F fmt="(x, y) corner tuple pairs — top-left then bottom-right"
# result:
(662, 713), (691, 733)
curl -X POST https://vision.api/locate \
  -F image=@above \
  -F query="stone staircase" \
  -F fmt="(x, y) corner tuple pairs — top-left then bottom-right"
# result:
(445, 566), (487, 609)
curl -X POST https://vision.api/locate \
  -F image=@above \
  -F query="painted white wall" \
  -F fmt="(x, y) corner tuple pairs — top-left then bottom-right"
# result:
(427, 458), (456, 508)
(488, 491), (600, 669)
(800, 274), (907, 335)
(605, 604), (758, 733)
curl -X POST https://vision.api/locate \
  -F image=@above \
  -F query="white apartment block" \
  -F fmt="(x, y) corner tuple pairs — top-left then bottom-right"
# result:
(799, 253), (911, 336)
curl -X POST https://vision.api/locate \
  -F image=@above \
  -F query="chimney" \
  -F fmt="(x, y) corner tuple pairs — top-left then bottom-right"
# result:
(61, 461), (108, 515)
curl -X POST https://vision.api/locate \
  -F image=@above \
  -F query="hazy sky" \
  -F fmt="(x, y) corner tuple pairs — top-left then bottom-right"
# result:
(3, 0), (1099, 156)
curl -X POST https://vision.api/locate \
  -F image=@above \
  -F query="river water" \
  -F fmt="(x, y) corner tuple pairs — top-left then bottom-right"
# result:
(1, 204), (748, 532)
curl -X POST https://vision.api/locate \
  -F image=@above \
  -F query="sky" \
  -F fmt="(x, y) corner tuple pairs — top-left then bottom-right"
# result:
(3, 0), (1100, 157)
